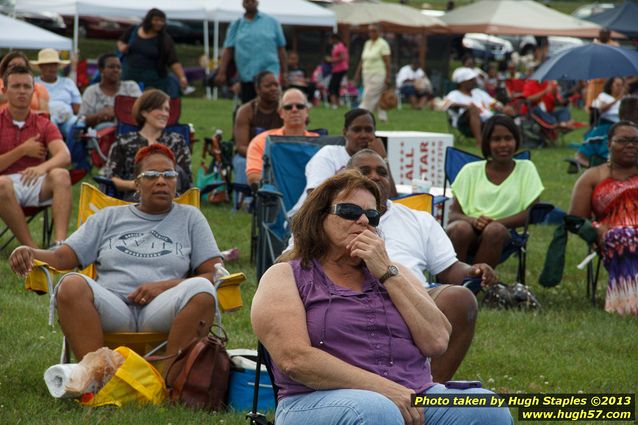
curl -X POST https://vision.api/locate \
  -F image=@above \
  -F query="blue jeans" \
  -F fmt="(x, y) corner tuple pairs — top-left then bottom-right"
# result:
(275, 385), (513, 425)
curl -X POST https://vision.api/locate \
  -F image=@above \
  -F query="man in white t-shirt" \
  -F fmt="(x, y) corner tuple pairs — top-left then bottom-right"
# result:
(288, 108), (392, 216)
(348, 148), (497, 383)
(444, 67), (509, 146)
(396, 60), (432, 110)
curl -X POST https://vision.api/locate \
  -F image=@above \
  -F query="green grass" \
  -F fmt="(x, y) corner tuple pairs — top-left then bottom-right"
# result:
(0, 100), (636, 425)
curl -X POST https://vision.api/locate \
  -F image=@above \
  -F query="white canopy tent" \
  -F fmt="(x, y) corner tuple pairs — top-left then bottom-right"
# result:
(14, 0), (336, 96)
(0, 13), (72, 50)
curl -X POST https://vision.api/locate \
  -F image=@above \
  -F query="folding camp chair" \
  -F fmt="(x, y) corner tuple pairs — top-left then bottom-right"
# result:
(441, 146), (554, 285)
(24, 183), (246, 362)
(254, 135), (345, 278)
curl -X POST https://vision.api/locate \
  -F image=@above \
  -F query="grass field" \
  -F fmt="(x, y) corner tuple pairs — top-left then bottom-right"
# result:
(0, 98), (636, 425)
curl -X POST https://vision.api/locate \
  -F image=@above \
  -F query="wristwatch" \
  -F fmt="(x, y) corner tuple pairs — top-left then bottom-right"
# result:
(379, 265), (399, 284)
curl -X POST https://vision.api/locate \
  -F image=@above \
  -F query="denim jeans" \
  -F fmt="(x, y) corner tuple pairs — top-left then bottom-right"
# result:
(275, 384), (513, 425)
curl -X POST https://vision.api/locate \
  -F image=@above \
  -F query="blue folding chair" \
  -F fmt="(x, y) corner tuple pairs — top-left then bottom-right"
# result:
(441, 146), (554, 285)
(254, 135), (345, 279)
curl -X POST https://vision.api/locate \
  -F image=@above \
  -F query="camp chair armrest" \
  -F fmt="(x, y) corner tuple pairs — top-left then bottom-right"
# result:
(215, 272), (246, 313)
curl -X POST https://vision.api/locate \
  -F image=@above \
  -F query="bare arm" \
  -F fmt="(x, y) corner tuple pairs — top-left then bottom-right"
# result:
(436, 260), (497, 287)
(353, 59), (363, 84)
(170, 62), (188, 90)
(0, 136), (45, 173)
(233, 104), (253, 157)
(278, 47), (287, 81)
(215, 47), (234, 85)
(116, 40), (129, 54)
(568, 168), (599, 219)
(383, 55), (391, 86)
(494, 197), (539, 229)
(110, 177), (137, 192)
(252, 263), (423, 425)
(347, 230), (451, 356)
(10, 244), (81, 276)
(447, 198), (474, 225)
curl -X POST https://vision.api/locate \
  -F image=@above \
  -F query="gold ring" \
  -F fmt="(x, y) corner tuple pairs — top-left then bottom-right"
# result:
(141, 298), (147, 303)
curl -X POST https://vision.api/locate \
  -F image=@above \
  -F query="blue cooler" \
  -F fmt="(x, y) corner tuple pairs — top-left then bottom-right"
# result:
(227, 349), (276, 412)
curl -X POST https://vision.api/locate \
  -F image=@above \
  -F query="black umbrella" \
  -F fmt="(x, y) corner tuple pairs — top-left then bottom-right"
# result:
(585, 1), (638, 38)
(530, 43), (638, 81)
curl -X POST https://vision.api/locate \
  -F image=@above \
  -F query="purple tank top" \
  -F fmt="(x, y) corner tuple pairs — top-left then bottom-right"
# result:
(270, 258), (434, 399)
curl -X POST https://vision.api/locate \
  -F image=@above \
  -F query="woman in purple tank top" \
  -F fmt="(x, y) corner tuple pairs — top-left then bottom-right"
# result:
(252, 170), (513, 425)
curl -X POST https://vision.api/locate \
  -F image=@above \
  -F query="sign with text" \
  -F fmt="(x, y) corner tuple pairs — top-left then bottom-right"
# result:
(379, 131), (454, 187)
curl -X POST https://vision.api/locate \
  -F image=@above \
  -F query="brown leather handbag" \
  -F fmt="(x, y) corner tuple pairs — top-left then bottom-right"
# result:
(156, 327), (231, 411)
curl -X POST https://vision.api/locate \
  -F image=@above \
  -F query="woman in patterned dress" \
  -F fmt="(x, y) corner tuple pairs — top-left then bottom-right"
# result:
(570, 120), (638, 315)
(103, 89), (192, 199)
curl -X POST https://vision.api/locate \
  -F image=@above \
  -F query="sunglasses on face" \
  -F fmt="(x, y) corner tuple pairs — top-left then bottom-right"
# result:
(330, 203), (380, 227)
(282, 103), (307, 111)
(612, 137), (638, 145)
(137, 170), (178, 180)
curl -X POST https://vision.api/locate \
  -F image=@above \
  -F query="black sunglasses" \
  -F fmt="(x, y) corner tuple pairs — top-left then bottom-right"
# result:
(330, 203), (380, 227)
(282, 103), (307, 111)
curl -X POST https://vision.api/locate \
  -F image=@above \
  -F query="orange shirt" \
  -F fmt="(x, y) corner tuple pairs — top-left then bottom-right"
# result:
(245, 127), (319, 178)
(0, 80), (49, 112)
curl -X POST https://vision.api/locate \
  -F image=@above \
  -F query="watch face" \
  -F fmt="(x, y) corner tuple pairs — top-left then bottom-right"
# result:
(388, 265), (399, 276)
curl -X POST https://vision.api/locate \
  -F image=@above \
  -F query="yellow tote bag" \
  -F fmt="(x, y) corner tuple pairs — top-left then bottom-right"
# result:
(80, 346), (166, 407)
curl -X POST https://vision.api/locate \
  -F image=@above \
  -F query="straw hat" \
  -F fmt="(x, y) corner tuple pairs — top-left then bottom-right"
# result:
(31, 48), (70, 66)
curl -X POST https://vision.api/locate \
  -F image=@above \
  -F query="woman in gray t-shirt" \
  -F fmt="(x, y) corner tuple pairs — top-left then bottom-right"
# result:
(10, 144), (222, 362)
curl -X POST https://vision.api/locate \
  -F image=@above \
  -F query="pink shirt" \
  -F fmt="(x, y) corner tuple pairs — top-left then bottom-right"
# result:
(0, 109), (61, 175)
(331, 42), (349, 74)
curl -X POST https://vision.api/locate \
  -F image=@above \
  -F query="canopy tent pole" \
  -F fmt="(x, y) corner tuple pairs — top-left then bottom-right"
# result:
(204, 19), (211, 99)
(213, 18), (219, 100)
(73, 12), (79, 83)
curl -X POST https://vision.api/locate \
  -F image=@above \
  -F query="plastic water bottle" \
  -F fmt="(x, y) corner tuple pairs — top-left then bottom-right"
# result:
(411, 173), (432, 194)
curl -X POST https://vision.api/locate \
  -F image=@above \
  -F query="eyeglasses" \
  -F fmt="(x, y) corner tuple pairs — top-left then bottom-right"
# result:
(137, 170), (179, 180)
(611, 137), (638, 145)
(330, 203), (380, 227)
(282, 103), (307, 111)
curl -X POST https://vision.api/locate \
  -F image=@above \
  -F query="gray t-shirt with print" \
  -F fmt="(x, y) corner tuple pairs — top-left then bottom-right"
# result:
(65, 203), (221, 299)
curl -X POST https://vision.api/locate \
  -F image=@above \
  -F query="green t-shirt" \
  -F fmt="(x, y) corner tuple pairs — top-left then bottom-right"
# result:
(451, 159), (544, 220)
(361, 38), (391, 77)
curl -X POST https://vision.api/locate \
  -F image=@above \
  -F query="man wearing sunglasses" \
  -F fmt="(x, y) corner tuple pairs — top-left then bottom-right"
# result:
(348, 149), (497, 383)
(246, 88), (318, 186)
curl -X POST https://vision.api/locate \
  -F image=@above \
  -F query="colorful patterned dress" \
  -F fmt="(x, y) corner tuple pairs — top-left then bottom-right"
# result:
(592, 175), (638, 315)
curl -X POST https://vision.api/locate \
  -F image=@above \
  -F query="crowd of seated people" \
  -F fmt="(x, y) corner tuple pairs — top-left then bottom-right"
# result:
(5, 8), (638, 420)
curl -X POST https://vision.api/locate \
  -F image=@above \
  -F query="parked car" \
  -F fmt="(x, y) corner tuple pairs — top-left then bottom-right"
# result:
(165, 19), (204, 45)
(571, 3), (615, 19)
(61, 16), (140, 39)
(461, 33), (513, 61)
(6, 10), (67, 34)
(502, 35), (585, 57)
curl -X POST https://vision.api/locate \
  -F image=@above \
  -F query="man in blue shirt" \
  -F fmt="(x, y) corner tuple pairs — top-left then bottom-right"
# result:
(216, 0), (287, 103)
